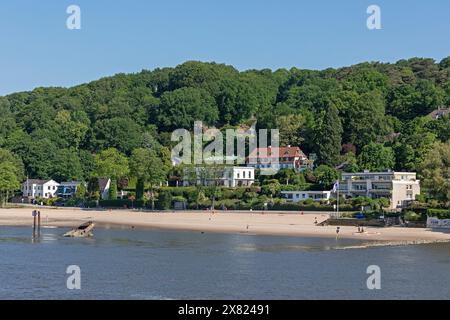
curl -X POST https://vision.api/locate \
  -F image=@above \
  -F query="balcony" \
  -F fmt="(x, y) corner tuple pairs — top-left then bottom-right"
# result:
(369, 188), (392, 194)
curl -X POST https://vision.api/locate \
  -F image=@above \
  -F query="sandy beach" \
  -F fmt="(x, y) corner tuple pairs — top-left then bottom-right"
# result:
(1, 207), (449, 245)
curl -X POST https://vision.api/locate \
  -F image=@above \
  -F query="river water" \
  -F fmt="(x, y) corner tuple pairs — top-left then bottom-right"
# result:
(0, 226), (449, 299)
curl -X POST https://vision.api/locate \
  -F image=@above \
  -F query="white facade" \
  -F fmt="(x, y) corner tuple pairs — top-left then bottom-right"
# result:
(282, 191), (332, 202)
(247, 147), (313, 172)
(230, 167), (255, 187)
(339, 171), (420, 210)
(182, 166), (255, 188)
(22, 179), (60, 199)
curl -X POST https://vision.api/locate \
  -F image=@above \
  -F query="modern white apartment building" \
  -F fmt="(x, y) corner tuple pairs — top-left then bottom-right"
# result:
(281, 190), (332, 203)
(182, 166), (255, 188)
(22, 179), (60, 199)
(339, 171), (420, 210)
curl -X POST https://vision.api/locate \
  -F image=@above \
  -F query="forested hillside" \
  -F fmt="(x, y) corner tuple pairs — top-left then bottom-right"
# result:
(0, 57), (449, 186)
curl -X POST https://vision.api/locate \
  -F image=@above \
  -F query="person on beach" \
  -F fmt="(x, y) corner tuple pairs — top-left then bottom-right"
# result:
(336, 227), (340, 239)
(314, 217), (318, 225)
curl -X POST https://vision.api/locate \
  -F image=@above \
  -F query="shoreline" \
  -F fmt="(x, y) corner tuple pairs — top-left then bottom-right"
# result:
(1, 207), (450, 247)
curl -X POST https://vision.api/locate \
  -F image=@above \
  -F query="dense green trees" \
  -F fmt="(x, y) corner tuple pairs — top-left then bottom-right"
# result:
(129, 148), (168, 206)
(358, 143), (395, 172)
(392, 117), (436, 171)
(52, 149), (83, 181)
(157, 87), (218, 130)
(0, 58), (449, 203)
(340, 90), (392, 150)
(276, 114), (308, 147)
(0, 149), (23, 206)
(0, 148), (24, 180)
(427, 114), (450, 142)
(314, 104), (343, 166)
(93, 148), (129, 200)
(0, 162), (20, 206)
(94, 117), (143, 154)
(419, 140), (450, 203)
(314, 165), (340, 189)
(387, 80), (445, 120)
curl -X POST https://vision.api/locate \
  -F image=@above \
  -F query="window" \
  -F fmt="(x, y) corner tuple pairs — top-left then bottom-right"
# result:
(243, 171), (246, 179)
(237, 173), (240, 179)
(248, 171), (252, 179)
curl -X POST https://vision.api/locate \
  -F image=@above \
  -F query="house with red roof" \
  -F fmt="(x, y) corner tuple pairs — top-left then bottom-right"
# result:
(246, 146), (314, 172)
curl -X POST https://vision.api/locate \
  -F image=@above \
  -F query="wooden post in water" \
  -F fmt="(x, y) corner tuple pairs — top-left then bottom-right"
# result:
(32, 210), (37, 238)
(37, 211), (41, 235)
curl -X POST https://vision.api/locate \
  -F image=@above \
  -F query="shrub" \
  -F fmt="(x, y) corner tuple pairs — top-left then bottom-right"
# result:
(404, 211), (422, 221)
(427, 209), (450, 219)
(99, 199), (145, 208)
(156, 191), (172, 210)
(172, 196), (187, 203)
(269, 202), (356, 212)
(100, 199), (132, 208)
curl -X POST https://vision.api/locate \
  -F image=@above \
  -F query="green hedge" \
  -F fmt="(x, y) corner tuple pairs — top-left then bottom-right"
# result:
(156, 191), (172, 210)
(269, 202), (356, 212)
(99, 199), (146, 208)
(84, 200), (99, 208)
(427, 209), (450, 219)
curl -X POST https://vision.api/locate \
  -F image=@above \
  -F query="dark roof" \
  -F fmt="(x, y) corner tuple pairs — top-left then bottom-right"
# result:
(23, 179), (51, 185)
(98, 178), (110, 192)
(428, 106), (450, 119)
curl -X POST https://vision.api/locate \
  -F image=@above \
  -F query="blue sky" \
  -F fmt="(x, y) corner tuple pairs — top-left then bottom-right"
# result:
(0, 0), (449, 95)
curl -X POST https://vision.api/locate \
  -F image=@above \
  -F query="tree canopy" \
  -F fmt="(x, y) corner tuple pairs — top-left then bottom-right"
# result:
(0, 58), (449, 200)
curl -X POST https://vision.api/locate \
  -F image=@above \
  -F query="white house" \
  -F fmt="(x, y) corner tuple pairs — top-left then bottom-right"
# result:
(282, 190), (332, 203)
(22, 179), (60, 199)
(339, 170), (421, 210)
(230, 167), (255, 187)
(246, 146), (314, 172)
(98, 178), (111, 200)
(182, 166), (255, 188)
